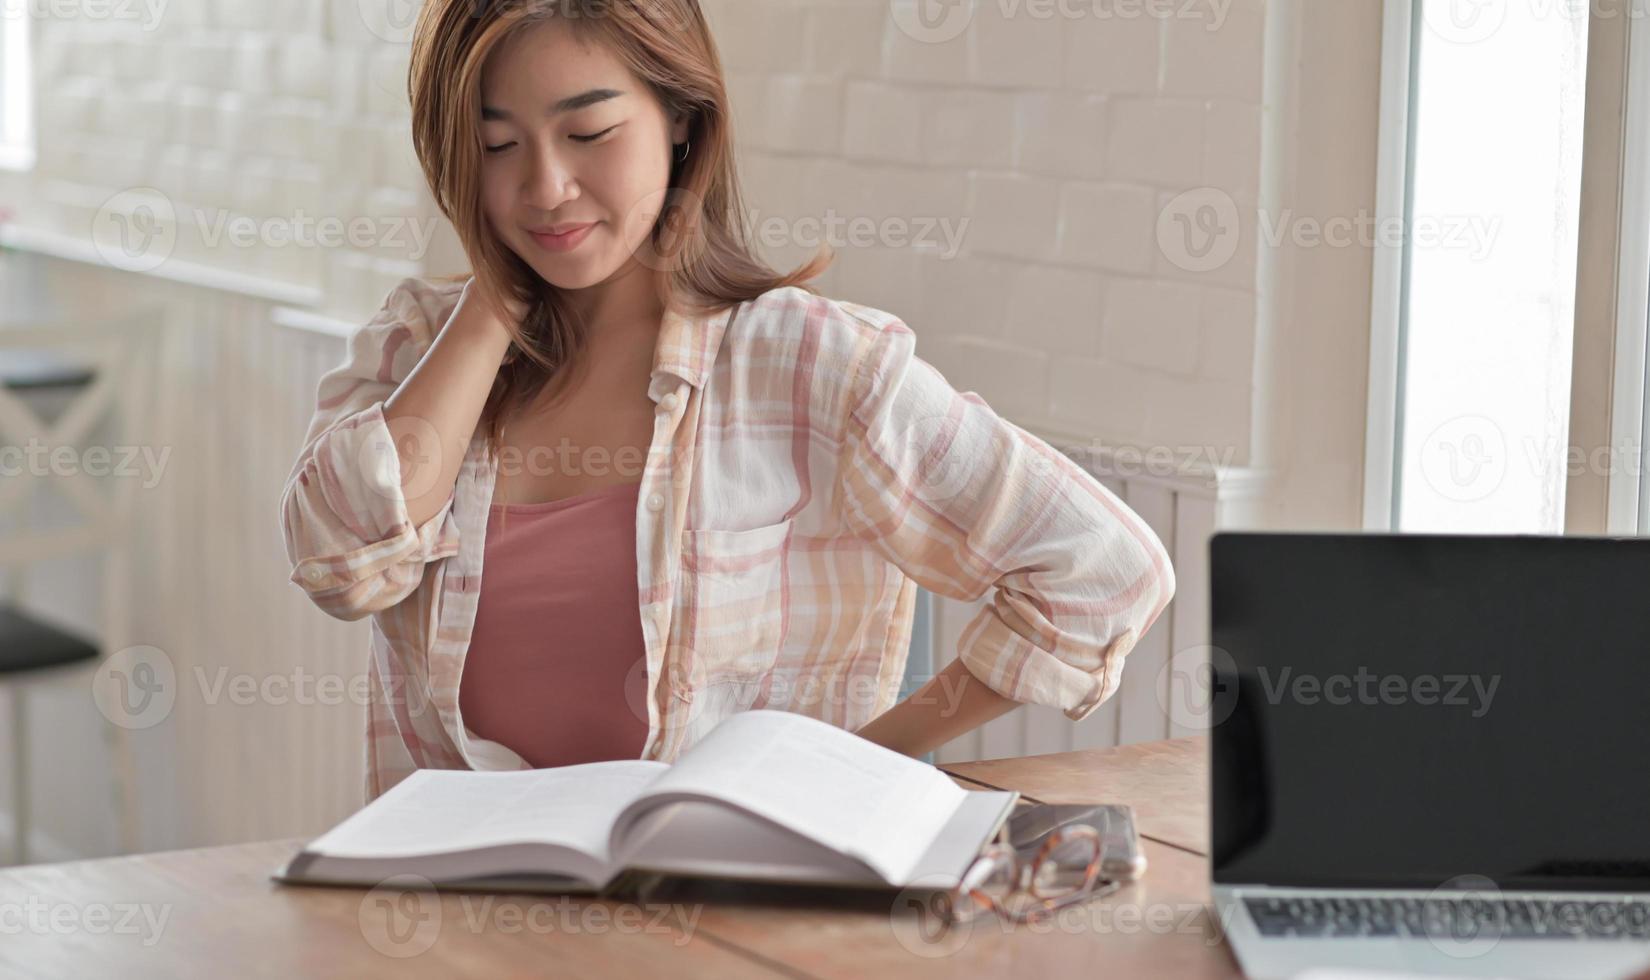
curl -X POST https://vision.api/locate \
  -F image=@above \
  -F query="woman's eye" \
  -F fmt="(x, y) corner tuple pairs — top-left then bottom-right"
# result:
(483, 124), (617, 153)
(571, 125), (619, 144)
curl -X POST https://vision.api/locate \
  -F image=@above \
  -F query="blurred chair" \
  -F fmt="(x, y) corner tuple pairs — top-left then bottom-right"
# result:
(0, 308), (162, 865)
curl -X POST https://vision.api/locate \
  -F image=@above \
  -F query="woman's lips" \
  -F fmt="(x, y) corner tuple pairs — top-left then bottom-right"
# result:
(528, 222), (597, 253)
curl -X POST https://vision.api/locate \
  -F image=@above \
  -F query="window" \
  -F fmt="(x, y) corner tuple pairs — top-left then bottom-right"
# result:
(0, 11), (35, 171)
(1367, 0), (1590, 534)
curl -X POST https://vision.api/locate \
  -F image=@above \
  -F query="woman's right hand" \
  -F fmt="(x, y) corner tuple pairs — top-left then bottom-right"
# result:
(451, 275), (528, 347)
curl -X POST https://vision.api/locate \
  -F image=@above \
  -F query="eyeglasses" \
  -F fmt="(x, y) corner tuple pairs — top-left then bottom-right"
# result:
(937, 818), (1123, 924)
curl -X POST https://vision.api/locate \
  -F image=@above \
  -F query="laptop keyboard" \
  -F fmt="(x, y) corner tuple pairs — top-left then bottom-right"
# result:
(1244, 895), (1650, 940)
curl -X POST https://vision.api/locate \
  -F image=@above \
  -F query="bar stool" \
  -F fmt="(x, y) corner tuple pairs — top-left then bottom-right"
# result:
(0, 311), (161, 865)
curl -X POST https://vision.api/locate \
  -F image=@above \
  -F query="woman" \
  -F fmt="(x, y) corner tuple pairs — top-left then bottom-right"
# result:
(279, 0), (1176, 802)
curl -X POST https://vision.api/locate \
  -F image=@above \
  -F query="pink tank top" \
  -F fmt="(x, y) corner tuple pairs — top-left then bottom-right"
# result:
(458, 480), (651, 768)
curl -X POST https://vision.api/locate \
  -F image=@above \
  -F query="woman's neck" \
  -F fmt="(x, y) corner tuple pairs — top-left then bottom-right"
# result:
(564, 256), (665, 338)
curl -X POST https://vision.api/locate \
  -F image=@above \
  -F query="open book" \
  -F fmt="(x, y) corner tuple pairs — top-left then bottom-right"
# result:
(273, 709), (1018, 894)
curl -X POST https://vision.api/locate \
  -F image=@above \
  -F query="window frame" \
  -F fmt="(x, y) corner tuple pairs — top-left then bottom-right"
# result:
(0, 11), (35, 171)
(1362, 0), (1422, 531)
(1567, 4), (1650, 535)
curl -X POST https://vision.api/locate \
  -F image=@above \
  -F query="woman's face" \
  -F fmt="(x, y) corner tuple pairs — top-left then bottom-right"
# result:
(478, 20), (688, 296)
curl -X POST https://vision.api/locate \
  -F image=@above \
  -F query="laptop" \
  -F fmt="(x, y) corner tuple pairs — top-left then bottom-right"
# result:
(1208, 532), (1650, 980)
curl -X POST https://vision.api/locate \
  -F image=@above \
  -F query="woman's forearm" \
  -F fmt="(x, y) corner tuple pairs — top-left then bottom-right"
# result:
(384, 281), (514, 528)
(851, 657), (1021, 758)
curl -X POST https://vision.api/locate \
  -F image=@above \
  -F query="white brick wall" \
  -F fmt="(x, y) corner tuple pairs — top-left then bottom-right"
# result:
(0, 0), (428, 318)
(1, 0), (1266, 463)
(715, 0), (1265, 464)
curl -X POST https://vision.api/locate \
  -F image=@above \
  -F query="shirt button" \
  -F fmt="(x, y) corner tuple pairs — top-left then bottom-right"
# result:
(658, 392), (679, 412)
(305, 567), (325, 583)
(646, 492), (664, 512)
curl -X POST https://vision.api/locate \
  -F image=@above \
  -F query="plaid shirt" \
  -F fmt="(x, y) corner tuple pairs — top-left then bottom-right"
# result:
(279, 277), (1176, 803)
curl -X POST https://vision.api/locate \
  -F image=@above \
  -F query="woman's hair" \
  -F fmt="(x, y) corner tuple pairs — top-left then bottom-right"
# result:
(408, 0), (831, 454)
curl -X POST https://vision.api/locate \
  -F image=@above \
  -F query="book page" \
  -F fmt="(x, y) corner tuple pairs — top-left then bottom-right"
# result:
(307, 760), (669, 871)
(612, 711), (965, 883)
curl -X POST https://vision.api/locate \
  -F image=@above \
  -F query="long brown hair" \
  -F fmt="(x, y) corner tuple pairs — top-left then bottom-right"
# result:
(408, 0), (831, 456)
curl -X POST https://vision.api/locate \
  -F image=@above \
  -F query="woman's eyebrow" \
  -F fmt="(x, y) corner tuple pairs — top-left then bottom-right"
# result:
(482, 88), (625, 121)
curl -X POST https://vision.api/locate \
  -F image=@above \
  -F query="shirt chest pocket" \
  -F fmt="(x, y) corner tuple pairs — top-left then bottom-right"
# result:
(678, 518), (793, 685)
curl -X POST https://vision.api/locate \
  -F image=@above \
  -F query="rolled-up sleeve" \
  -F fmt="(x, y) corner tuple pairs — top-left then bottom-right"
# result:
(833, 315), (1176, 721)
(278, 278), (464, 622)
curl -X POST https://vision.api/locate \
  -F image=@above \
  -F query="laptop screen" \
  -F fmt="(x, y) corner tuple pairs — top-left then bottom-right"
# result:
(1209, 532), (1650, 892)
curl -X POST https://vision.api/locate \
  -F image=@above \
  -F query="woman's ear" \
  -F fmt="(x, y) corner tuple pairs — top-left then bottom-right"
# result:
(670, 110), (691, 146)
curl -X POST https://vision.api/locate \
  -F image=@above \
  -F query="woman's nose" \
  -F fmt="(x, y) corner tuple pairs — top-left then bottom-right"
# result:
(521, 145), (579, 211)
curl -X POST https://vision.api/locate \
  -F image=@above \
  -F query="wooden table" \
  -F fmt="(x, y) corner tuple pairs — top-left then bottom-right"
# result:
(0, 738), (1243, 978)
